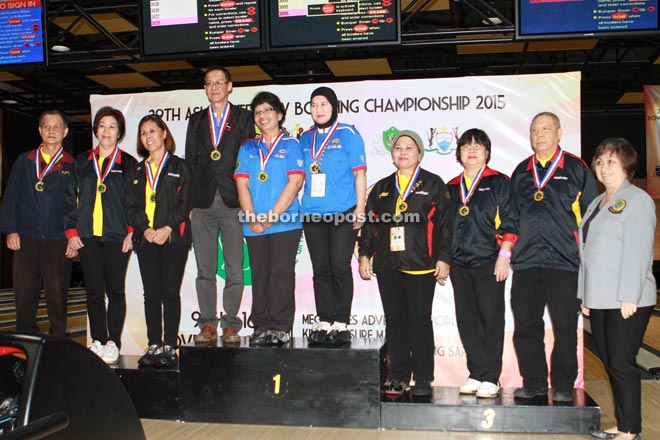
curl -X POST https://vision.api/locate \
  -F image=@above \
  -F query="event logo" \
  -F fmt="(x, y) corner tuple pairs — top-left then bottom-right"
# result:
(217, 232), (252, 285)
(427, 126), (459, 155)
(382, 126), (399, 151)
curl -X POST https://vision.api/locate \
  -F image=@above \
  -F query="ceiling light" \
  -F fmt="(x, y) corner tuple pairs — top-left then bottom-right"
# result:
(482, 17), (503, 25)
(2, 99), (18, 104)
(51, 45), (71, 52)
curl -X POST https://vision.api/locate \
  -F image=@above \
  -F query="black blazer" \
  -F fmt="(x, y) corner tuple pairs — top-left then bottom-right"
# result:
(125, 155), (191, 248)
(184, 104), (255, 209)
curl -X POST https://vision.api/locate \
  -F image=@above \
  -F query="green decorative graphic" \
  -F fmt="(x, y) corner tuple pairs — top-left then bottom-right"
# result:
(382, 127), (400, 151)
(217, 231), (252, 285)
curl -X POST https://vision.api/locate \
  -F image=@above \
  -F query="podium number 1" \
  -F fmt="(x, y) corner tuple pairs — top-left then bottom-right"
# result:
(272, 374), (281, 394)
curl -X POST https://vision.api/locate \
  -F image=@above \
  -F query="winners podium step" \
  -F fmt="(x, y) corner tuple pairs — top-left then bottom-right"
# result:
(113, 338), (600, 433)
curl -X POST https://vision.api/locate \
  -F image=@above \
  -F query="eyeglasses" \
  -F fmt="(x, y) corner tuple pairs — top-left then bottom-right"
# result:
(254, 107), (275, 117)
(204, 80), (229, 88)
(460, 144), (486, 151)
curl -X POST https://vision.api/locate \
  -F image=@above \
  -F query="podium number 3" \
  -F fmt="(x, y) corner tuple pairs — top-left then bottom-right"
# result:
(481, 408), (496, 429)
(272, 374), (281, 395)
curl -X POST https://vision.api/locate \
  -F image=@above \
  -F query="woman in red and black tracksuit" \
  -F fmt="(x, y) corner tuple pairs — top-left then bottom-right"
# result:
(358, 130), (452, 398)
(126, 114), (191, 368)
(65, 106), (137, 365)
(447, 128), (517, 399)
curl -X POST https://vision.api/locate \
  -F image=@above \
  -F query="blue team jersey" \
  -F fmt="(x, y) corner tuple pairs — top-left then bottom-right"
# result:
(234, 134), (305, 236)
(300, 123), (367, 214)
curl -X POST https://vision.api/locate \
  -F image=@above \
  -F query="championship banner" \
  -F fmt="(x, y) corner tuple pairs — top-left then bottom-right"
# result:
(645, 85), (660, 200)
(90, 71), (583, 387)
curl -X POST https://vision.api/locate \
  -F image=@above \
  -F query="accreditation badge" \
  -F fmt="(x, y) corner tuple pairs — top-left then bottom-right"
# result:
(390, 226), (405, 252)
(310, 173), (326, 198)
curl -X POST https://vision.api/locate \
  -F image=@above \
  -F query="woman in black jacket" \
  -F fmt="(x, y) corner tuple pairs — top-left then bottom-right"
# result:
(126, 114), (191, 368)
(358, 130), (452, 397)
(65, 106), (137, 365)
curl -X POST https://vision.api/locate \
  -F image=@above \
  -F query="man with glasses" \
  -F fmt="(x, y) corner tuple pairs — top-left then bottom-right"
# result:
(0, 110), (76, 337)
(185, 65), (255, 343)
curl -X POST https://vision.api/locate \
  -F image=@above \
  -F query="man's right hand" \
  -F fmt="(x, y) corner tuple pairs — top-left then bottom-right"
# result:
(6, 233), (20, 250)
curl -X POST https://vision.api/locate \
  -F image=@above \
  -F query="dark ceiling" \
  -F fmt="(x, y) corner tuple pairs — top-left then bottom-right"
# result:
(1, 0), (660, 127)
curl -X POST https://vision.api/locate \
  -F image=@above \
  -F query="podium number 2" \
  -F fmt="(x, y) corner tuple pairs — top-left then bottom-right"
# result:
(272, 374), (281, 395)
(481, 408), (496, 429)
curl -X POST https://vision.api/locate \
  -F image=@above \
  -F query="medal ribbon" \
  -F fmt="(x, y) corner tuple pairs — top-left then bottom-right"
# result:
(259, 132), (284, 172)
(35, 145), (63, 182)
(459, 166), (486, 206)
(92, 146), (119, 186)
(532, 148), (563, 191)
(146, 152), (170, 195)
(208, 103), (231, 149)
(310, 120), (339, 163)
(394, 162), (421, 202)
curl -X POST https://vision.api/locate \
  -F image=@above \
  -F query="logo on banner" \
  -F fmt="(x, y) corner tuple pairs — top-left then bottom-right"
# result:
(382, 126), (400, 151)
(427, 126), (459, 155)
(216, 231), (252, 285)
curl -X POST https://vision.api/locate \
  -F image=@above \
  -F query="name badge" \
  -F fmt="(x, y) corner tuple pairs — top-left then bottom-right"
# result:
(390, 226), (405, 252)
(310, 173), (326, 198)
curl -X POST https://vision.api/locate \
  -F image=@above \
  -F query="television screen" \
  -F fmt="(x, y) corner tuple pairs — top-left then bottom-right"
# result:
(268, 0), (399, 50)
(141, 0), (262, 57)
(516, 0), (659, 40)
(0, 0), (47, 67)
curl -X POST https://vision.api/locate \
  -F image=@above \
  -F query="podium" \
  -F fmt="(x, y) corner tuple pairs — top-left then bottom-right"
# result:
(113, 337), (600, 433)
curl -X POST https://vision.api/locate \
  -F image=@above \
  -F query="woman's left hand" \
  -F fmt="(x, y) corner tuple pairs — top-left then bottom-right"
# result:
(122, 233), (133, 253)
(620, 301), (638, 319)
(493, 256), (510, 282)
(434, 261), (450, 285)
(151, 226), (171, 245)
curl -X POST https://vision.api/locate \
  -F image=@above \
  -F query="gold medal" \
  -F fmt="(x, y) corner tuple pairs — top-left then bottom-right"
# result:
(97, 183), (107, 193)
(150, 192), (156, 202)
(35, 181), (44, 192)
(258, 171), (268, 182)
(533, 190), (544, 202)
(459, 205), (470, 216)
(310, 162), (320, 174)
(210, 150), (221, 161)
(398, 201), (408, 212)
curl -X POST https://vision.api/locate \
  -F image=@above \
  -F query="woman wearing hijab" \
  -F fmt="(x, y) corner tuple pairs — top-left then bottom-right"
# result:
(65, 106), (136, 364)
(300, 86), (367, 345)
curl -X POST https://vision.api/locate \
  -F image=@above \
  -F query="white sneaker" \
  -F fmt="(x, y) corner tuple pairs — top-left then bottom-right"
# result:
(101, 341), (120, 365)
(313, 321), (333, 332)
(88, 340), (104, 358)
(459, 378), (481, 395)
(476, 381), (500, 398)
(330, 321), (347, 331)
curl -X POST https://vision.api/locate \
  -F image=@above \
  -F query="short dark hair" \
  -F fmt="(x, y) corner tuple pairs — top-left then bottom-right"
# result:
(591, 137), (638, 179)
(251, 91), (286, 128)
(39, 110), (68, 129)
(93, 106), (126, 142)
(456, 128), (492, 165)
(205, 65), (232, 83)
(136, 114), (176, 158)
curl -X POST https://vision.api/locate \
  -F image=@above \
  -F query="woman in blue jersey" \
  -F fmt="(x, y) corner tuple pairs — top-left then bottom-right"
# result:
(447, 128), (517, 399)
(301, 86), (367, 346)
(235, 91), (305, 346)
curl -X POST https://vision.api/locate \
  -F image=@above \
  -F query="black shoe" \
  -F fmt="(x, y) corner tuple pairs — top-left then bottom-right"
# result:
(307, 329), (328, 345)
(265, 330), (290, 346)
(156, 345), (178, 368)
(326, 329), (351, 346)
(384, 380), (409, 397)
(249, 330), (267, 347)
(137, 344), (161, 368)
(589, 427), (617, 439)
(552, 388), (574, 402)
(412, 380), (432, 397)
(513, 386), (548, 399)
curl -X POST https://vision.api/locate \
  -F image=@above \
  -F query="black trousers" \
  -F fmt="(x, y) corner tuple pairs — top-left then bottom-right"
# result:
(377, 270), (436, 383)
(451, 261), (505, 384)
(511, 267), (581, 390)
(78, 238), (130, 348)
(246, 229), (301, 332)
(136, 242), (189, 347)
(590, 306), (652, 434)
(13, 237), (71, 337)
(303, 216), (357, 324)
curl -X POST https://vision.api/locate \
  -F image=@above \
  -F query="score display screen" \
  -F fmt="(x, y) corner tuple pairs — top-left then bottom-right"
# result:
(268, 0), (399, 49)
(142, 0), (262, 57)
(517, 0), (658, 38)
(0, 0), (46, 67)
